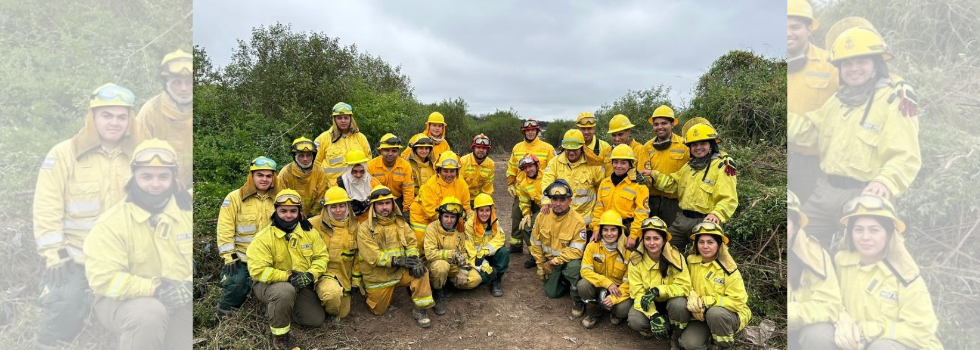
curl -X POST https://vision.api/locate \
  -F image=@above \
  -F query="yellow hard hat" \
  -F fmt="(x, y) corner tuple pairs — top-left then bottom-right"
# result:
(609, 144), (636, 161)
(249, 156), (277, 172)
(787, 0), (819, 30)
(427, 111), (446, 125)
(685, 123), (722, 145)
(788, 190), (809, 228)
(689, 222), (730, 245)
(824, 17), (880, 55)
(89, 83), (136, 109)
(473, 193), (494, 209)
(131, 139), (178, 168)
(576, 111), (597, 127)
(681, 117), (713, 137)
(160, 49), (192, 77)
(291, 137), (316, 153)
(332, 102), (353, 116)
(641, 216), (671, 242)
(561, 129), (585, 150)
(321, 187), (352, 206)
(378, 133), (403, 150)
(597, 210), (625, 229)
(649, 105), (678, 126)
(436, 196), (465, 216)
(839, 195), (906, 233)
(369, 185), (395, 203)
(275, 189), (303, 207)
(409, 133), (434, 148)
(344, 150), (370, 165)
(435, 150), (461, 169)
(607, 114), (636, 134)
(830, 27), (893, 64)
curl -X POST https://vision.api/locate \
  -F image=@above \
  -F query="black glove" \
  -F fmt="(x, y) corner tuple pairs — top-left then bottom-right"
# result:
(154, 278), (193, 311)
(47, 262), (73, 287)
(474, 256), (485, 267)
(405, 255), (421, 268)
(222, 260), (243, 276)
(640, 287), (660, 312)
(392, 255), (409, 268)
(409, 262), (427, 278)
(288, 270), (313, 290)
(649, 312), (670, 339)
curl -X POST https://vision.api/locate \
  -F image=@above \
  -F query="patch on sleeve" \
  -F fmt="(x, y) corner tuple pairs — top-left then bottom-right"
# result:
(41, 157), (56, 170)
(578, 230), (588, 241)
(221, 199), (231, 208)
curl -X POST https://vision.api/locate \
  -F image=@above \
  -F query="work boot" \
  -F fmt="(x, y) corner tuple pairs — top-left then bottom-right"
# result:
(523, 256), (536, 269)
(489, 272), (503, 297)
(571, 300), (586, 318)
(609, 313), (624, 326)
(433, 288), (447, 315)
(216, 306), (234, 320)
(670, 328), (682, 350)
(509, 243), (523, 254)
(272, 332), (300, 350)
(412, 308), (432, 328)
(638, 330), (655, 339)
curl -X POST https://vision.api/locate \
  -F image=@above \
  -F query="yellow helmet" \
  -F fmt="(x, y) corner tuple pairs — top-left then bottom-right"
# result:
(378, 133), (403, 150)
(409, 133), (434, 148)
(344, 150), (370, 165)
(641, 216), (671, 242)
(839, 195), (906, 233)
(607, 114), (636, 133)
(824, 17), (880, 55)
(689, 222), (730, 245)
(89, 83), (136, 109)
(788, 190), (809, 228)
(332, 102), (353, 116)
(597, 210), (625, 229)
(576, 111), (597, 128)
(435, 150), (461, 169)
(473, 193), (494, 209)
(436, 196), (465, 216)
(249, 156), (277, 172)
(685, 123), (722, 145)
(369, 185), (395, 203)
(321, 187), (352, 206)
(830, 27), (893, 64)
(649, 105), (678, 126)
(609, 144), (636, 161)
(427, 111), (446, 125)
(160, 49), (192, 77)
(131, 139), (178, 168)
(787, 0), (819, 30)
(544, 179), (573, 199)
(291, 137), (316, 153)
(681, 117), (713, 137)
(275, 189), (303, 207)
(561, 129), (585, 150)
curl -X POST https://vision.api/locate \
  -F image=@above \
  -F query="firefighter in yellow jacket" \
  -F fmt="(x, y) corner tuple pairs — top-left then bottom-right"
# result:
(628, 217), (692, 344)
(506, 119), (555, 253)
(83, 139), (193, 350)
(278, 137), (330, 218)
(406, 133), (437, 212)
(576, 111), (613, 174)
(136, 49), (194, 188)
(466, 194), (509, 297)
(540, 129), (605, 237)
(787, 190), (842, 350)
(401, 112), (451, 159)
(460, 134), (495, 201)
(314, 102), (371, 185)
(591, 144), (650, 250)
(410, 150), (472, 251)
(357, 185), (435, 328)
(514, 154), (544, 268)
(424, 197), (483, 315)
(788, 27), (921, 248)
(32, 83), (139, 349)
(337, 149), (383, 223)
(608, 114), (645, 159)
(531, 180), (588, 316)
(246, 190), (329, 350)
(368, 133), (415, 213)
(639, 105), (689, 227)
(309, 187), (363, 319)
(648, 123), (738, 249)
(832, 196), (941, 350)
(683, 223), (751, 350)
(578, 211), (633, 329)
(215, 156), (284, 319)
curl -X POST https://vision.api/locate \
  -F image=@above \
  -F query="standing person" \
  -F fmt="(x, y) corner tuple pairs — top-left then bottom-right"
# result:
(367, 133), (415, 214)
(505, 119), (555, 254)
(466, 194), (509, 297)
(313, 102), (371, 186)
(647, 123), (738, 249)
(832, 196), (941, 350)
(278, 136), (329, 218)
(638, 105), (689, 228)
(136, 49), (194, 189)
(787, 0), (839, 201)
(608, 114), (645, 158)
(410, 150), (472, 252)
(357, 185), (435, 328)
(514, 154), (544, 268)
(788, 27), (921, 247)
(787, 190), (842, 350)
(627, 217), (692, 345)
(83, 139), (193, 350)
(309, 187), (363, 319)
(405, 133), (436, 213)
(576, 111), (613, 174)
(336, 150), (382, 223)
(215, 156), (283, 319)
(530, 180), (587, 317)
(32, 83), (139, 349)
(460, 134), (495, 204)
(540, 129), (605, 240)
(683, 223), (751, 350)
(578, 211), (633, 329)
(424, 197), (483, 315)
(591, 144), (650, 250)
(246, 189), (329, 350)
(401, 112), (451, 159)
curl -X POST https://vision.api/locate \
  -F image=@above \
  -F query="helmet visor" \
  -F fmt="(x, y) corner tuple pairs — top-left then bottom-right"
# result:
(132, 148), (177, 167)
(576, 117), (597, 127)
(252, 157), (277, 169)
(369, 187), (393, 201)
(439, 202), (464, 215)
(842, 195), (895, 215)
(276, 193), (302, 206)
(691, 222), (722, 235)
(473, 137), (491, 147)
(522, 120), (540, 129)
(162, 59), (192, 75)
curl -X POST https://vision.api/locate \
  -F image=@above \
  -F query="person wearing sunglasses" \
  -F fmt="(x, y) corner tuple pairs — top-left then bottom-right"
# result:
(465, 194), (509, 297)
(638, 105), (689, 234)
(405, 133), (437, 212)
(367, 133), (415, 216)
(410, 150), (472, 253)
(832, 196), (941, 350)
(608, 114), (645, 163)
(460, 134), (496, 203)
(336, 150), (382, 223)
(423, 197), (483, 315)
(506, 119), (555, 254)
(278, 136), (330, 218)
(215, 156), (284, 319)
(313, 102), (372, 186)
(514, 153), (545, 268)
(647, 123), (738, 250)
(32, 83), (140, 349)
(357, 185), (435, 328)
(309, 187), (363, 319)
(136, 49), (194, 189)
(82, 139), (193, 350)
(578, 211), (633, 330)
(540, 129), (605, 241)
(576, 111), (613, 174)
(787, 190), (842, 350)
(246, 189), (328, 350)
(627, 216), (691, 345)
(401, 111), (452, 159)
(590, 144), (650, 251)
(531, 180), (587, 318)
(683, 222), (750, 350)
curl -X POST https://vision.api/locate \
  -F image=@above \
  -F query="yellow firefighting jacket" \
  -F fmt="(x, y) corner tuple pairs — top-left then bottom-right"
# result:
(367, 156), (415, 212)
(516, 171), (544, 216)
(787, 230), (841, 330)
(530, 210), (587, 279)
(787, 43), (839, 116)
(216, 176), (282, 265)
(592, 174), (650, 239)
(506, 137), (555, 185)
(583, 136), (613, 175)
(310, 209), (361, 294)
(278, 162), (330, 218)
(460, 153), (495, 198)
(410, 175), (472, 232)
(135, 93), (193, 188)
(639, 133), (689, 199)
(246, 223), (330, 284)
(581, 237), (632, 305)
(628, 245), (691, 317)
(541, 152), (606, 226)
(406, 152), (436, 211)
(356, 208), (420, 289)
(423, 220), (475, 265)
(400, 130), (450, 161)
(464, 209), (506, 258)
(688, 254), (751, 331)
(649, 157), (738, 222)
(313, 118), (371, 184)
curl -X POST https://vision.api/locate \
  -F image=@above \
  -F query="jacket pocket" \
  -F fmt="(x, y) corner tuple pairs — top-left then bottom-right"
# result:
(804, 71), (831, 89)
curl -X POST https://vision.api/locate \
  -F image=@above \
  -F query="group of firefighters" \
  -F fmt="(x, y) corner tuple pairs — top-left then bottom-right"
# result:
(787, 1), (940, 349)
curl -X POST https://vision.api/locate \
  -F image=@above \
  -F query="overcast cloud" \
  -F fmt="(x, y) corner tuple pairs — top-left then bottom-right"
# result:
(194, 0), (785, 121)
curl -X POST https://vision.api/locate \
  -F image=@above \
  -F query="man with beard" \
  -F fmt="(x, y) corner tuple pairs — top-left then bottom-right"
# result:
(314, 102), (371, 186)
(460, 134), (495, 204)
(531, 180), (587, 318)
(337, 150), (382, 223)
(638, 105), (689, 231)
(540, 129), (604, 242)
(401, 112), (451, 160)
(278, 137), (330, 218)
(136, 49), (194, 189)
(367, 133), (415, 213)
(424, 197), (483, 315)
(505, 119), (554, 254)
(576, 111), (613, 174)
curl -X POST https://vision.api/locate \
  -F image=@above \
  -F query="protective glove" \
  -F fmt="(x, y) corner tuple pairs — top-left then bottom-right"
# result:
(719, 155), (737, 176)
(649, 312), (670, 339)
(154, 278), (193, 311)
(455, 267), (470, 285)
(640, 287), (660, 312)
(405, 255), (422, 268)
(288, 270), (314, 290)
(701, 295), (716, 307)
(519, 214), (532, 231)
(452, 251), (467, 267)
(221, 260), (243, 276)
(391, 255), (409, 268)
(835, 310), (862, 350)
(537, 267), (546, 282)
(541, 260), (555, 276)
(479, 260), (494, 274)
(507, 184), (518, 198)
(409, 262), (428, 279)
(687, 291), (706, 321)
(47, 262), (72, 287)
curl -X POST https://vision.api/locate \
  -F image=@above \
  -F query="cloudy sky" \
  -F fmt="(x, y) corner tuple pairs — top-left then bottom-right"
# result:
(194, 0), (785, 121)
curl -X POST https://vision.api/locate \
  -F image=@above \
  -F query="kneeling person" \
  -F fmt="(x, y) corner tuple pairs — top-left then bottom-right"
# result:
(466, 194), (509, 297)
(425, 197), (483, 315)
(628, 217), (692, 345)
(309, 187), (364, 319)
(530, 179), (587, 317)
(578, 211), (633, 329)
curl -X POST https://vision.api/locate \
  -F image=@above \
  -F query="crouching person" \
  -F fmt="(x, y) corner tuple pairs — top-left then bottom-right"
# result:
(466, 194), (509, 297)
(424, 197), (483, 315)
(530, 179), (587, 317)
(683, 223), (751, 350)
(578, 211), (633, 329)
(627, 216), (692, 347)
(309, 187), (364, 319)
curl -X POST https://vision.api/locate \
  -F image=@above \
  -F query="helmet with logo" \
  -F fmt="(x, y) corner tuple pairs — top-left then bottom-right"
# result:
(685, 124), (722, 145)
(607, 114), (636, 134)
(609, 144), (636, 161)
(89, 83), (136, 109)
(830, 27), (893, 64)
(649, 105), (678, 126)
(435, 150), (462, 170)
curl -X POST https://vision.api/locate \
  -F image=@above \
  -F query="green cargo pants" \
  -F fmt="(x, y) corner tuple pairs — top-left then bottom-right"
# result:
(253, 282), (325, 335)
(788, 323), (841, 350)
(476, 248), (511, 283)
(667, 213), (702, 251)
(679, 306), (740, 349)
(92, 296), (192, 350)
(35, 262), (92, 346)
(801, 177), (864, 248)
(648, 195), (681, 233)
(217, 260), (251, 315)
(510, 201), (539, 249)
(542, 259), (582, 301)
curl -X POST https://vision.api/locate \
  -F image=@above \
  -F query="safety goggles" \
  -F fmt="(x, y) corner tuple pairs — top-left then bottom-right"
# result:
(691, 222), (722, 235)
(252, 157), (277, 168)
(577, 117), (597, 126)
(412, 137), (434, 147)
(518, 156), (537, 169)
(439, 202), (464, 215)
(545, 184), (571, 198)
(472, 137), (491, 147)
(369, 187), (393, 201)
(842, 195), (896, 214)
(522, 120), (540, 129)
(561, 138), (583, 149)
(381, 136), (402, 147)
(91, 86), (135, 106)
(438, 158), (460, 168)
(162, 59), (192, 75)
(292, 141), (316, 153)
(276, 193), (302, 206)
(332, 105), (353, 115)
(640, 217), (668, 231)
(132, 148), (177, 167)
